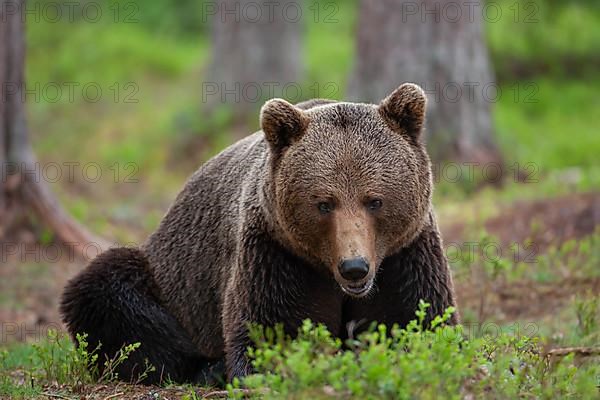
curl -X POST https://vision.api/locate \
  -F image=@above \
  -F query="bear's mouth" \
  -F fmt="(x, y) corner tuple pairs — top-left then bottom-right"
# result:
(341, 279), (374, 297)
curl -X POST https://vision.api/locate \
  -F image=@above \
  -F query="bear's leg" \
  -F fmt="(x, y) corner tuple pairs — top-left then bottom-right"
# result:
(60, 247), (219, 385)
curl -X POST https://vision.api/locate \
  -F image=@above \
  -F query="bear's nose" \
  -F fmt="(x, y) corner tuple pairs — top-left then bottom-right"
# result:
(339, 257), (369, 281)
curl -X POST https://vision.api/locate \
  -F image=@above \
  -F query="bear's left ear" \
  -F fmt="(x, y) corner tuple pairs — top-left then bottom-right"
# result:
(379, 83), (427, 141)
(260, 98), (309, 151)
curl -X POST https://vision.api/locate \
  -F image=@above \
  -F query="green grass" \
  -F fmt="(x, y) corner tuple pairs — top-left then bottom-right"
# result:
(447, 228), (600, 286)
(26, 10), (202, 85)
(0, 331), (149, 399)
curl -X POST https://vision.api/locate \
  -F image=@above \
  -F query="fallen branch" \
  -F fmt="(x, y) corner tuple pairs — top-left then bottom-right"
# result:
(103, 393), (125, 400)
(203, 388), (257, 398)
(545, 347), (600, 358)
(41, 392), (75, 400)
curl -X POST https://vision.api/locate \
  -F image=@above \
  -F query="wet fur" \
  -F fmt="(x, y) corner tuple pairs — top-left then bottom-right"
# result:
(61, 84), (458, 383)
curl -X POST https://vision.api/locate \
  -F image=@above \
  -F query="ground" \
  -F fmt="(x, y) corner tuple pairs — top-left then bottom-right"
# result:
(1, 188), (598, 398)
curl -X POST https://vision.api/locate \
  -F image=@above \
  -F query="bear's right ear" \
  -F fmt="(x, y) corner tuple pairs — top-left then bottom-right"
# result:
(260, 98), (308, 151)
(379, 83), (427, 141)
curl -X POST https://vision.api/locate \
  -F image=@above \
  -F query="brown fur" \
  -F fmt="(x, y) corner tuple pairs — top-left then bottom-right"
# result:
(61, 83), (458, 383)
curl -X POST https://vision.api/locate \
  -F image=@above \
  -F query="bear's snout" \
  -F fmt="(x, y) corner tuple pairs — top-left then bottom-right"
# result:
(339, 257), (369, 281)
(337, 257), (373, 296)
(329, 209), (377, 297)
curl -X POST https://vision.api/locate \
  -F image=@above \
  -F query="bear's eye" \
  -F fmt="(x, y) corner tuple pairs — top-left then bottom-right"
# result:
(367, 199), (383, 212)
(317, 201), (334, 215)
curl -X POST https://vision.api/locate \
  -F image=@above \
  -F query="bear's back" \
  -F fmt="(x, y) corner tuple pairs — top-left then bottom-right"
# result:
(142, 132), (268, 356)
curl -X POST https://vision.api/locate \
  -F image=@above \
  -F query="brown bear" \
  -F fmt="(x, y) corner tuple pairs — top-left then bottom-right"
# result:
(60, 83), (458, 384)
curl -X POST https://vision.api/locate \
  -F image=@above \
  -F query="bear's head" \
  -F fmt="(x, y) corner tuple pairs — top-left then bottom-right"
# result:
(261, 83), (432, 298)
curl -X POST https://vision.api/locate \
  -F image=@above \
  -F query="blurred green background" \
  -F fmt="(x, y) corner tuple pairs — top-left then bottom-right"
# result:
(23, 0), (598, 243)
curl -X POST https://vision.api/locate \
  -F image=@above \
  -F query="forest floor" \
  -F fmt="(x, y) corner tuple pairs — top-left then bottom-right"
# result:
(1, 187), (598, 399)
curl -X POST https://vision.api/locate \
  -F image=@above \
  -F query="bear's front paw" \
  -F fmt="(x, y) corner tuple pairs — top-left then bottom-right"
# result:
(226, 356), (254, 381)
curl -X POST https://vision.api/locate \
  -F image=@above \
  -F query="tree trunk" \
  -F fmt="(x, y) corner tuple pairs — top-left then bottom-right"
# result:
(0, 0), (108, 258)
(348, 0), (502, 166)
(205, 0), (303, 123)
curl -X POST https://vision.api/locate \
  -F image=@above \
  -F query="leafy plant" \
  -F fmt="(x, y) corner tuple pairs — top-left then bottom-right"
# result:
(31, 331), (151, 385)
(30, 331), (97, 389)
(228, 302), (599, 399)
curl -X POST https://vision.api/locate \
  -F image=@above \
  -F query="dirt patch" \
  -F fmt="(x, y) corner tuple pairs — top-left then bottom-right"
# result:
(457, 277), (600, 324)
(443, 192), (600, 252)
(495, 277), (600, 321)
(445, 192), (600, 324)
(24, 382), (224, 400)
(0, 245), (84, 342)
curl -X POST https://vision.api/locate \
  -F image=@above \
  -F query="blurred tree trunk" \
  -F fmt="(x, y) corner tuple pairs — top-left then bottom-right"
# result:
(0, 0), (107, 258)
(205, 0), (303, 123)
(348, 0), (502, 166)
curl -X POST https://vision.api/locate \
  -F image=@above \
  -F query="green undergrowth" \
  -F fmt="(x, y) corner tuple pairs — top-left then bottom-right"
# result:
(1, 299), (598, 399)
(0, 331), (149, 399)
(228, 302), (599, 399)
(448, 229), (600, 285)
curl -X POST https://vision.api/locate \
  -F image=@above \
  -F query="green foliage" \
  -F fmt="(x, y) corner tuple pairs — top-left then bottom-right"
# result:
(0, 331), (150, 397)
(0, 377), (41, 399)
(533, 231), (600, 282)
(494, 78), (600, 173)
(487, 0), (600, 80)
(227, 302), (599, 399)
(27, 20), (199, 87)
(0, 348), (39, 399)
(109, 0), (210, 37)
(26, 1), (203, 85)
(182, 389), (203, 400)
(447, 228), (600, 287)
(22, 0), (599, 221)
(574, 293), (600, 344)
(30, 331), (97, 387)
(305, 0), (357, 98)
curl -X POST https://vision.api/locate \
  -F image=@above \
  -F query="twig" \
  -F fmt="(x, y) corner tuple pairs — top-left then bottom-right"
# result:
(42, 393), (75, 400)
(203, 388), (255, 398)
(103, 393), (125, 400)
(545, 347), (600, 357)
